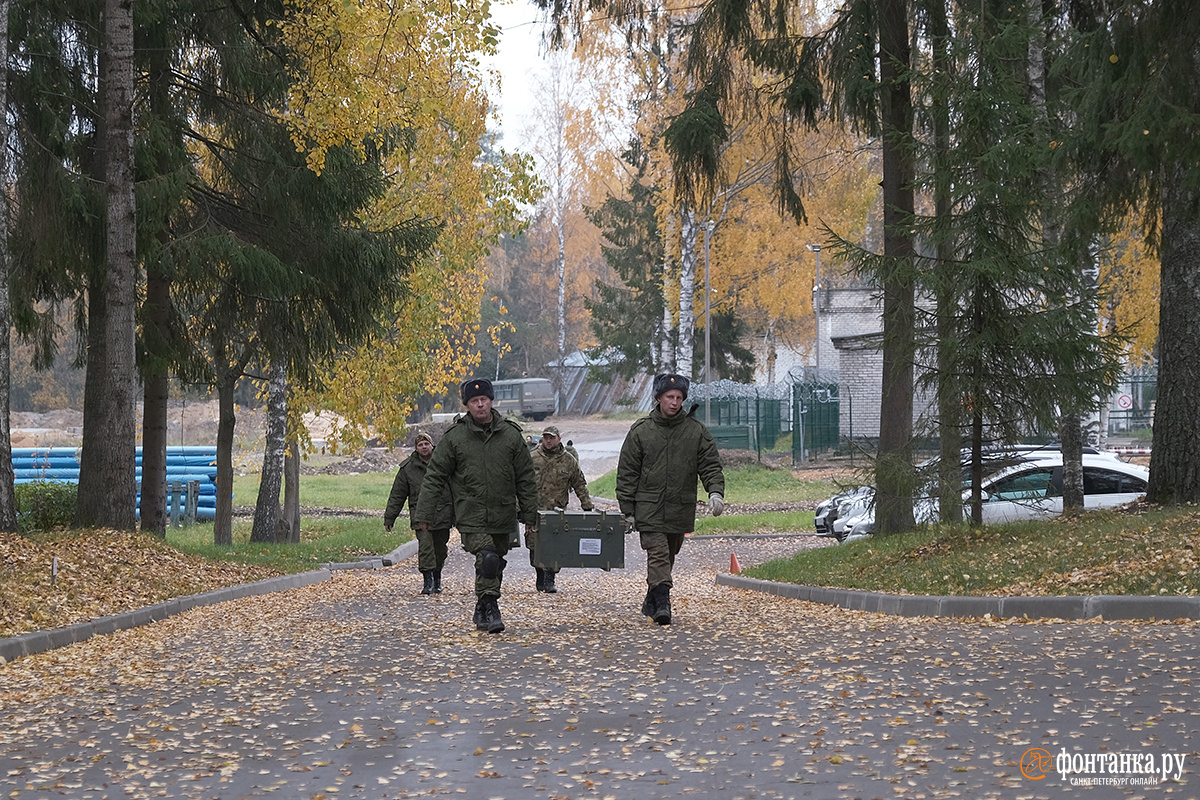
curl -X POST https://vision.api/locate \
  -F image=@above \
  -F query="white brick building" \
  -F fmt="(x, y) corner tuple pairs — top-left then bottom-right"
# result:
(824, 288), (935, 443)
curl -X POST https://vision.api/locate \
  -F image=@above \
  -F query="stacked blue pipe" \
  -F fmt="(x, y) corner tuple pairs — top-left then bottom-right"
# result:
(12, 446), (220, 521)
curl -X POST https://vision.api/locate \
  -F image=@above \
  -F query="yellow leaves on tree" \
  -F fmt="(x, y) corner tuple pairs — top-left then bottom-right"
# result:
(611, 1), (879, 378)
(275, 0), (499, 176)
(278, 0), (542, 450)
(712, 128), (876, 362)
(1099, 216), (1160, 366)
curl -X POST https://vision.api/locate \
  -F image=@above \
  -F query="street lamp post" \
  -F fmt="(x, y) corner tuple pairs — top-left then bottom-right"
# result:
(807, 244), (822, 375)
(704, 221), (715, 426)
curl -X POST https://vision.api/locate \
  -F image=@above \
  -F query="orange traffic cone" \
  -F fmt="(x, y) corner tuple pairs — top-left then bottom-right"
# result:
(730, 552), (741, 574)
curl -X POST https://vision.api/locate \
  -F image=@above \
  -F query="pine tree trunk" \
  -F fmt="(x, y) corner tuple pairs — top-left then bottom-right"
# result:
(282, 436), (300, 543)
(140, 370), (169, 537)
(76, 0), (138, 531)
(1028, 0), (1084, 509)
(213, 352), (249, 547)
(139, 269), (171, 538)
(1147, 168), (1200, 505)
(765, 323), (777, 385)
(676, 205), (698, 379)
(931, 0), (962, 526)
(251, 355), (287, 543)
(873, 0), (917, 536)
(0, 0), (17, 533)
(138, 23), (179, 539)
(1059, 411), (1084, 513)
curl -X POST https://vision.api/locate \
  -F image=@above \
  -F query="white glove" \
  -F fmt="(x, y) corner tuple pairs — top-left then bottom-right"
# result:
(709, 493), (725, 517)
(624, 515), (636, 534)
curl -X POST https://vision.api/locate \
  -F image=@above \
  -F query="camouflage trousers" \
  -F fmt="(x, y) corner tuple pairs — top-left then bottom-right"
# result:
(416, 528), (450, 572)
(460, 531), (512, 600)
(640, 530), (687, 589)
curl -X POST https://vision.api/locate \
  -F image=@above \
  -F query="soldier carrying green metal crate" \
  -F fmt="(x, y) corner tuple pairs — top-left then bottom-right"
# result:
(617, 373), (726, 626)
(528, 424), (594, 593)
(414, 378), (539, 634)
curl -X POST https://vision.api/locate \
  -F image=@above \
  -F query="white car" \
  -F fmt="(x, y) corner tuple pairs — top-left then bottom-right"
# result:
(822, 451), (1149, 542)
(964, 452), (1148, 525)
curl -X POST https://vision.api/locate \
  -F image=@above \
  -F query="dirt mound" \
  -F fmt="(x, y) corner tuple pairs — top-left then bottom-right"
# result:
(302, 449), (405, 476)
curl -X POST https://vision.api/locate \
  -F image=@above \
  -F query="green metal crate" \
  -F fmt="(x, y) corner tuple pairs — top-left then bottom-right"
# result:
(532, 510), (625, 571)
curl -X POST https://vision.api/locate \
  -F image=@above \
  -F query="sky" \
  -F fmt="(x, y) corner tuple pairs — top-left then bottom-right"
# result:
(483, 1), (553, 149)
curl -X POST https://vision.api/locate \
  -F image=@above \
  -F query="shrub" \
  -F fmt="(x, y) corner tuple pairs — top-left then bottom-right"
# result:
(15, 481), (77, 533)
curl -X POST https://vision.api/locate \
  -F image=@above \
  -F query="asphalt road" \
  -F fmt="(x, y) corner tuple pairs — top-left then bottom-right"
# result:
(1, 536), (1197, 800)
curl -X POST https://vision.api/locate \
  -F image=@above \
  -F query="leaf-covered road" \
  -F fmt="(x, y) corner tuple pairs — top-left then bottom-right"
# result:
(1, 535), (1196, 799)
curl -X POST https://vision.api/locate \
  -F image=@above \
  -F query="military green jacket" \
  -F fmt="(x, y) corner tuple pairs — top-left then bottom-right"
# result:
(413, 409), (539, 535)
(531, 443), (593, 511)
(616, 404), (725, 534)
(384, 451), (453, 531)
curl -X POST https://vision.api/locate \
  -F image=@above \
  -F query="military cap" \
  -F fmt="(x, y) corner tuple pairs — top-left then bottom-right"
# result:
(460, 378), (494, 404)
(652, 373), (690, 399)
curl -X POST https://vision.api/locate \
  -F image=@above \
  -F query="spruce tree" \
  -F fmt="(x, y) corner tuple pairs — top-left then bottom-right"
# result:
(585, 144), (669, 380)
(1064, 0), (1200, 505)
(906, 1), (1123, 524)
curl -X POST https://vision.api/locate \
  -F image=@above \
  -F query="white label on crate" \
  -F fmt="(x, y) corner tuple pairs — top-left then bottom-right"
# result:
(579, 538), (602, 556)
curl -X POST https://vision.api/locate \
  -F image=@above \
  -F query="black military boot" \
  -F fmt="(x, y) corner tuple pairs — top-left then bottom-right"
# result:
(432, 570), (443, 594)
(542, 570), (557, 594)
(483, 597), (505, 634)
(420, 570), (435, 595)
(535, 568), (546, 592)
(640, 588), (656, 618)
(473, 598), (487, 630)
(651, 584), (672, 625)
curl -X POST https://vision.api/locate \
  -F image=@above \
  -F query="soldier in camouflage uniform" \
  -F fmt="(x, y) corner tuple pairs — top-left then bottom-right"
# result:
(617, 373), (725, 625)
(528, 424), (593, 593)
(384, 431), (453, 595)
(414, 378), (539, 634)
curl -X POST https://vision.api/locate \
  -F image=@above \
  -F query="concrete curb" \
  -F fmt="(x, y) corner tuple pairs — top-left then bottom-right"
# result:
(714, 573), (1200, 622)
(382, 538), (418, 565)
(0, 540), (422, 665)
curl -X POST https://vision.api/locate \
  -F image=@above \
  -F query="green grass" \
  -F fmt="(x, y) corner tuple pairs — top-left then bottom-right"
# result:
(220, 466), (1200, 599)
(232, 472), (396, 509)
(168, 516), (412, 573)
(588, 463), (830, 504)
(694, 510), (814, 535)
(600, 410), (646, 421)
(745, 505), (1200, 598)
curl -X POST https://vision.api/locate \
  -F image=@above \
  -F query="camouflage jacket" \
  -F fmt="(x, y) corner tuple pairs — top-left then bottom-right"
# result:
(531, 443), (593, 511)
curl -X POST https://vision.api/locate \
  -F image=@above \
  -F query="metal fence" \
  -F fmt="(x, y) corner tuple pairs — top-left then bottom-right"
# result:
(792, 382), (841, 463)
(689, 379), (854, 464)
(1108, 370), (1156, 435)
(690, 380), (791, 458)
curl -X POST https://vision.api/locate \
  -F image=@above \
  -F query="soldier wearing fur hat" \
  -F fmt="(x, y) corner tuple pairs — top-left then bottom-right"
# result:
(528, 424), (594, 593)
(414, 378), (540, 633)
(385, 431), (453, 595)
(616, 373), (725, 625)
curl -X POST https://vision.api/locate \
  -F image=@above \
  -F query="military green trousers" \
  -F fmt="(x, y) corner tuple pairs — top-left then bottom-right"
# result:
(640, 530), (686, 588)
(416, 528), (450, 572)
(461, 531), (511, 599)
